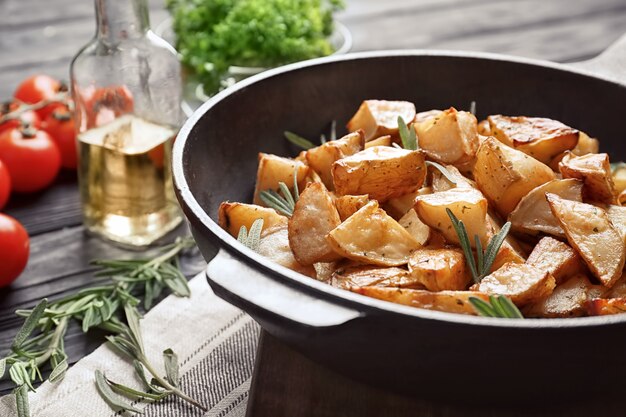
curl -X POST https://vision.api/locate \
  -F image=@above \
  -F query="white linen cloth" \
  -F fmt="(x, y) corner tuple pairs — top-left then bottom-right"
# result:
(0, 273), (259, 417)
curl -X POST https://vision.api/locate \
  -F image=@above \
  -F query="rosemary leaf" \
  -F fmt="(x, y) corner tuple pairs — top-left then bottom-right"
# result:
(9, 363), (27, 387)
(425, 161), (457, 185)
(47, 356), (68, 383)
(163, 349), (179, 387)
(496, 296), (524, 319)
(95, 370), (143, 414)
(470, 295), (524, 319)
(482, 222), (511, 277)
(446, 209), (479, 280)
(0, 358), (6, 379)
(12, 299), (47, 351)
(237, 225), (248, 244)
(468, 297), (497, 317)
(124, 306), (145, 355)
(237, 219), (264, 251)
(320, 133), (327, 144)
(284, 131), (315, 149)
(15, 385), (30, 417)
(106, 376), (169, 401)
(489, 295), (509, 317)
(259, 189), (293, 216)
(397, 116), (418, 151)
(475, 235), (484, 274)
(278, 182), (295, 208)
(469, 100), (477, 115)
(330, 120), (337, 141)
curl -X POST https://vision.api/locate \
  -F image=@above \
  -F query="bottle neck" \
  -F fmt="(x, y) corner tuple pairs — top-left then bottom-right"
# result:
(95, 0), (150, 42)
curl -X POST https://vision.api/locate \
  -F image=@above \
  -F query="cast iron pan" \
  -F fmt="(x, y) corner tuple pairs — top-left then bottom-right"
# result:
(173, 35), (626, 404)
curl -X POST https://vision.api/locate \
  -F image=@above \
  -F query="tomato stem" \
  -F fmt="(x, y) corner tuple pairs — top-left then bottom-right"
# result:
(0, 92), (69, 124)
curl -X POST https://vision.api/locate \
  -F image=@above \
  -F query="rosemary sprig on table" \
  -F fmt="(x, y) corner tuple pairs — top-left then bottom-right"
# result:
(259, 168), (300, 217)
(0, 237), (204, 417)
(237, 218), (264, 251)
(446, 208), (511, 284)
(469, 295), (524, 319)
(397, 116), (418, 151)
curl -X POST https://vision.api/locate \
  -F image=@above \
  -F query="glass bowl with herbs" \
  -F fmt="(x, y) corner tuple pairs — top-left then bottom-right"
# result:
(161, 0), (350, 103)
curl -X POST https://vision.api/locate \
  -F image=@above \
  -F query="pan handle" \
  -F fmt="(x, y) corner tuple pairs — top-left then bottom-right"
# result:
(206, 249), (362, 328)
(569, 33), (626, 84)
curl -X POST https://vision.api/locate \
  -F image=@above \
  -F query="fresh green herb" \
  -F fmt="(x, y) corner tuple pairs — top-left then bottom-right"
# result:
(285, 131), (316, 150)
(425, 161), (457, 185)
(397, 116), (418, 150)
(237, 218), (264, 251)
(469, 100), (477, 116)
(469, 295), (524, 318)
(167, 0), (345, 94)
(446, 208), (511, 283)
(0, 237), (203, 417)
(259, 168), (300, 216)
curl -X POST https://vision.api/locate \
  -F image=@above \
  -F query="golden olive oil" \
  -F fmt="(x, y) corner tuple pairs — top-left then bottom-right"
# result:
(78, 115), (182, 246)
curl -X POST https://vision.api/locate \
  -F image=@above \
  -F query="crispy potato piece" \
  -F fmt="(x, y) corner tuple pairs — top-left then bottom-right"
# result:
(474, 136), (555, 216)
(478, 262), (556, 306)
(218, 202), (287, 237)
(414, 108), (479, 165)
(559, 152), (617, 204)
(612, 165), (626, 195)
(398, 209), (430, 246)
(414, 109), (443, 125)
(508, 179), (583, 238)
(330, 265), (420, 289)
(257, 225), (316, 277)
(586, 297), (626, 316)
(365, 135), (392, 149)
(408, 248), (469, 291)
(547, 193), (625, 287)
(347, 100), (416, 141)
(332, 146), (426, 202)
(305, 130), (365, 189)
(253, 153), (308, 205)
(384, 187), (431, 219)
(313, 262), (338, 282)
(288, 183), (342, 265)
(430, 164), (475, 193)
(326, 200), (422, 266)
(526, 236), (583, 284)
(414, 188), (489, 248)
(487, 115), (579, 164)
(477, 119), (491, 136)
(524, 274), (599, 318)
(606, 272), (626, 298)
(571, 131), (600, 156)
(351, 287), (488, 315)
(334, 194), (370, 222)
(606, 205), (626, 242)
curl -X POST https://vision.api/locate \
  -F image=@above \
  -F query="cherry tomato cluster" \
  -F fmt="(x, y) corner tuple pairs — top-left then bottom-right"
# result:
(0, 75), (78, 288)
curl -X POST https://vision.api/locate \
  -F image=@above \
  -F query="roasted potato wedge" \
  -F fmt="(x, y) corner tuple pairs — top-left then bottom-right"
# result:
(326, 200), (422, 266)
(258, 224), (316, 277)
(352, 287), (488, 315)
(218, 202), (287, 237)
(487, 115), (579, 164)
(414, 107), (479, 165)
(474, 136), (555, 216)
(571, 131), (599, 156)
(486, 215), (526, 272)
(430, 164), (474, 193)
(524, 274), (598, 318)
(398, 209), (430, 246)
(586, 297), (626, 316)
(253, 153), (308, 205)
(508, 179), (583, 238)
(334, 194), (370, 222)
(612, 164), (626, 195)
(547, 193), (625, 287)
(478, 262), (556, 306)
(332, 146), (426, 202)
(606, 204), (626, 242)
(347, 100), (416, 141)
(605, 272), (626, 298)
(526, 236), (583, 284)
(306, 130), (365, 189)
(365, 135), (392, 149)
(414, 188), (489, 248)
(414, 109), (443, 125)
(330, 265), (420, 289)
(477, 119), (491, 136)
(384, 187), (431, 219)
(408, 248), (469, 291)
(559, 152), (616, 204)
(288, 182), (342, 265)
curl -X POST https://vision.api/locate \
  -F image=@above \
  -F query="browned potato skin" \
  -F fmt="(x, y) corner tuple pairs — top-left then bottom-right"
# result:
(571, 131), (600, 156)
(559, 152), (617, 204)
(365, 135), (392, 149)
(488, 115), (579, 165)
(218, 202), (287, 237)
(334, 194), (370, 222)
(326, 200), (422, 266)
(408, 248), (470, 291)
(473, 136), (555, 216)
(332, 146), (426, 202)
(508, 179), (583, 238)
(414, 108), (479, 166)
(526, 236), (584, 284)
(547, 193), (625, 287)
(253, 153), (308, 205)
(258, 224), (316, 278)
(288, 182), (343, 265)
(347, 100), (416, 141)
(330, 265), (421, 289)
(586, 297), (626, 316)
(306, 130), (365, 189)
(524, 274), (599, 318)
(351, 287), (489, 315)
(478, 262), (556, 306)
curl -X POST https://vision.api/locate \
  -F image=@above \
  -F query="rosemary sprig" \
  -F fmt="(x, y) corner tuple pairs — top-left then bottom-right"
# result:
(285, 120), (338, 149)
(425, 161), (458, 185)
(469, 295), (524, 318)
(237, 218), (264, 251)
(446, 208), (511, 283)
(0, 237), (202, 417)
(398, 116), (418, 151)
(469, 100), (477, 116)
(259, 168), (300, 217)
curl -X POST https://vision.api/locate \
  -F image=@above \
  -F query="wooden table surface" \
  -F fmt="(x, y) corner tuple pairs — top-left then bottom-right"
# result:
(2, 0), (626, 411)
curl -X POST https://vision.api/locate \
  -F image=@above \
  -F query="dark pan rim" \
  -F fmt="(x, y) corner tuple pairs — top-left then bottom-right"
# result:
(173, 49), (626, 329)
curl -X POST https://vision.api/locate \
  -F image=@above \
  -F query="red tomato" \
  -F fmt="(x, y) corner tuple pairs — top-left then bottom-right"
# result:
(0, 214), (29, 288)
(0, 127), (61, 193)
(0, 159), (10, 210)
(43, 105), (77, 169)
(0, 102), (41, 135)
(14, 75), (64, 119)
(86, 85), (134, 128)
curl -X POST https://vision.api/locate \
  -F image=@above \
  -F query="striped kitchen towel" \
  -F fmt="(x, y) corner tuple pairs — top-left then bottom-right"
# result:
(0, 273), (259, 417)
